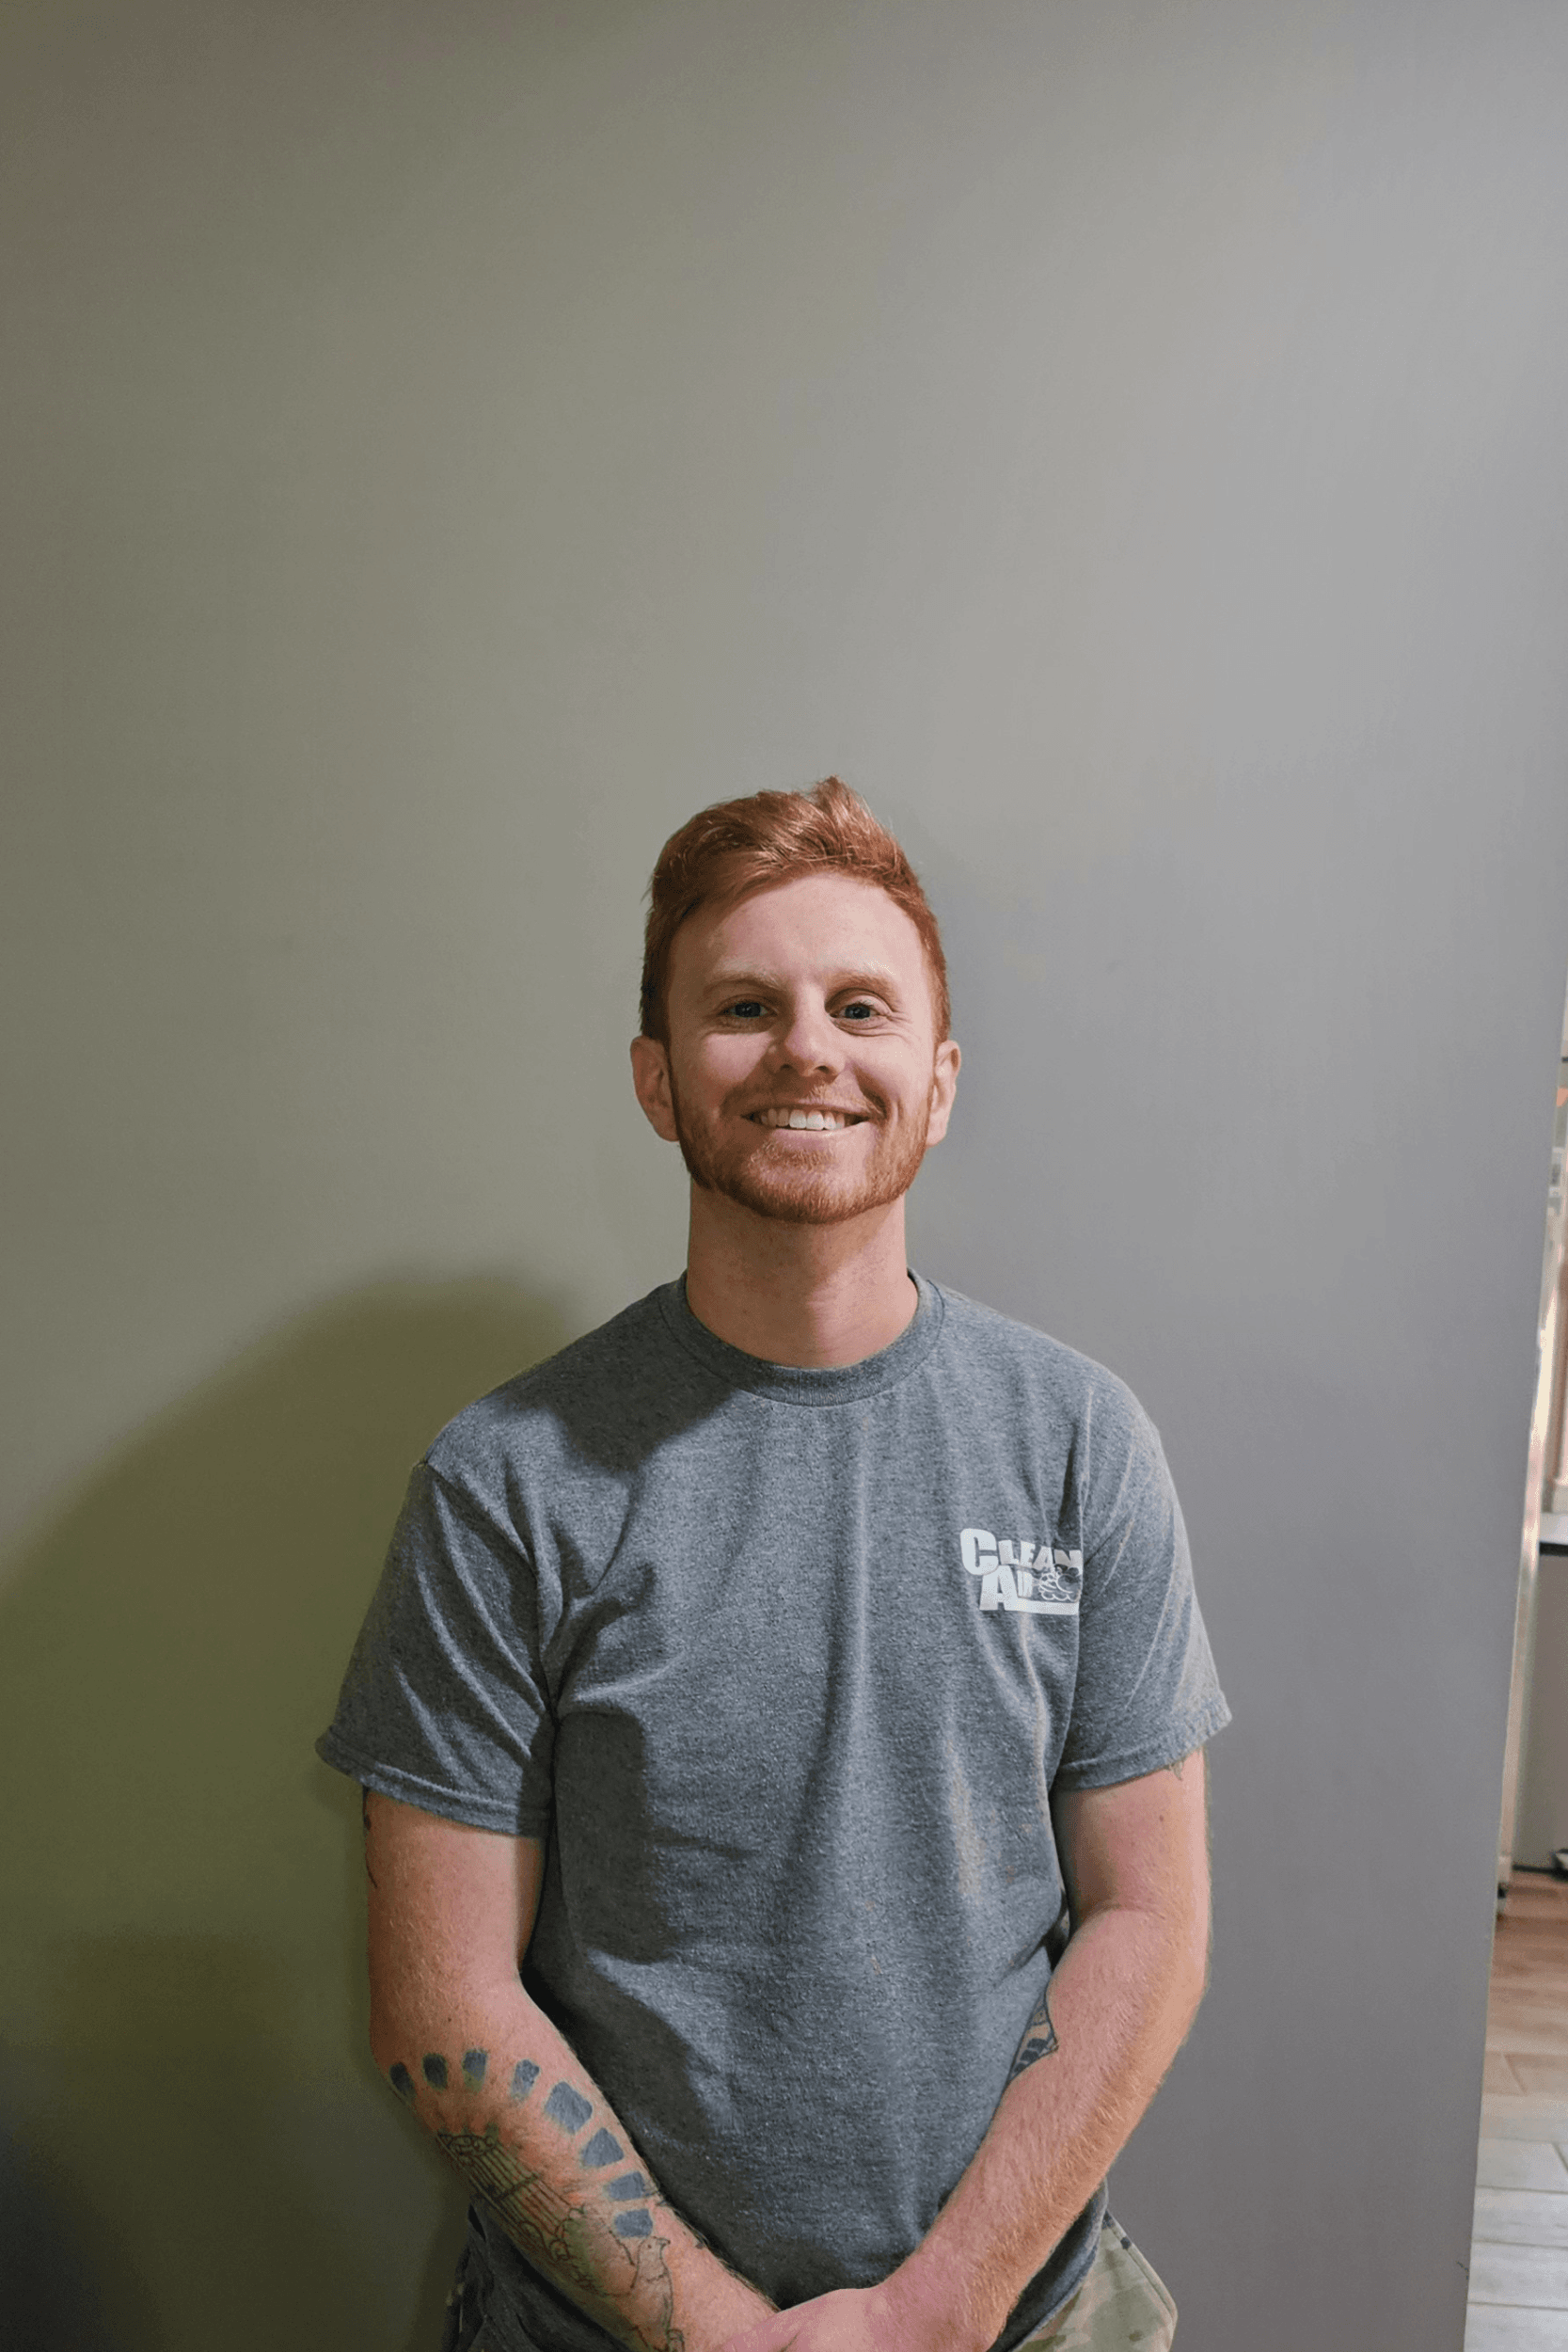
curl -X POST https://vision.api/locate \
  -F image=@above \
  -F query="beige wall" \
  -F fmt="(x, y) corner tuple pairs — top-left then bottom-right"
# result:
(5, 5), (1568, 2348)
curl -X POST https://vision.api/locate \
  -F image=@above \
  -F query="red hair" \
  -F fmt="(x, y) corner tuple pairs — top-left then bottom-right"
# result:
(640, 776), (950, 1044)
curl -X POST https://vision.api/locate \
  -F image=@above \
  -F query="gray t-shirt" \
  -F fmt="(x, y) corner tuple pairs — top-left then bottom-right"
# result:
(319, 1274), (1229, 2352)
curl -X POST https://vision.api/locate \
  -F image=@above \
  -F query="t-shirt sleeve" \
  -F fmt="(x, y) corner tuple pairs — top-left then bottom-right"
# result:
(1051, 1382), (1230, 1791)
(316, 1458), (557, 1836)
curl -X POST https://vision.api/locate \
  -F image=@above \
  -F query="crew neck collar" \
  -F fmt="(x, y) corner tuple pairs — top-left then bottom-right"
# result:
(657, 1271), (945, 1405)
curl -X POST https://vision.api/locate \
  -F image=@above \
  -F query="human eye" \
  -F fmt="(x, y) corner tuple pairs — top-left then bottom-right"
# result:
(837, 997), (883, 1025)
(721, 998), (768, 1021)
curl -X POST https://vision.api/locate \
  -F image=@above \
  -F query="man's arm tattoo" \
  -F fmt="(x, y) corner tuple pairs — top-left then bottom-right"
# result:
(386, 2047), (684, 2352)
(1005, 1981), (1059, 2086)
(361, 1788), (379, 1888)
(1164, 1755), (1186, 1780)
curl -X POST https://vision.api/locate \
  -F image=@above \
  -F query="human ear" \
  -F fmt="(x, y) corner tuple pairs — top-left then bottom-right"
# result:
(629, 1035), (680, 1144)
(925, 1039), (960, 1144)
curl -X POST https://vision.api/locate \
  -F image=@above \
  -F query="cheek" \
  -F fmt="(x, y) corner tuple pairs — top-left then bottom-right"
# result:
(860, 1047), (928, 1108)
(684, 1037), (768, 1101)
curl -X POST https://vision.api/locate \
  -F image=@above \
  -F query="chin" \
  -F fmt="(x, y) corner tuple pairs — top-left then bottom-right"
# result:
(676, 1127), (927, 1225)
(710, 1173), (892, 1226)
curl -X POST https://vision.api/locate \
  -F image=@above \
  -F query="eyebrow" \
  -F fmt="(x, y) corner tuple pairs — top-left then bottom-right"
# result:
(703, 963), (905, 999)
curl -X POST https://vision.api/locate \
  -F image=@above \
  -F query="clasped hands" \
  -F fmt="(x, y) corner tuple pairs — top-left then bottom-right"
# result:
(722, 2270), (971, 2352)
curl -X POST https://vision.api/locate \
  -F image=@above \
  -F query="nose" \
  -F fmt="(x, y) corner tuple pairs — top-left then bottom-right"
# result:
(768, 993), (845, 1078)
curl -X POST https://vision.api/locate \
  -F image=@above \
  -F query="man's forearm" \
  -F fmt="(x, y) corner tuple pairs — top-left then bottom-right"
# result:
(374, 1988), (774, 2352)
(886, 1901), (1205, 2351)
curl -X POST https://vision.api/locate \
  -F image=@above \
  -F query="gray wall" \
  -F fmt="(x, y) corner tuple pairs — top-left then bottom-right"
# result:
(4, 4), (1567, 2348)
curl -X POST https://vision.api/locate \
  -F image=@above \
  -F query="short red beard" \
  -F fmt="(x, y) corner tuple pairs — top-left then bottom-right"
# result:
(666, 1076), (931, 1226)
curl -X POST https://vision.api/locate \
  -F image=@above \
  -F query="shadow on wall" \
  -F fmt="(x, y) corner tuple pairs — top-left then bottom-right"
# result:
(0, 1279), (571, 2352)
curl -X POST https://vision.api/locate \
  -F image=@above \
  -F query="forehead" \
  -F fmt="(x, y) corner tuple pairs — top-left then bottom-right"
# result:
(669, 872), (932, 996)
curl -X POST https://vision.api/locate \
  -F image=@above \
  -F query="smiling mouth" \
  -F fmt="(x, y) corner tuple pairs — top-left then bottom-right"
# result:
(749, 1106), (865, 1131)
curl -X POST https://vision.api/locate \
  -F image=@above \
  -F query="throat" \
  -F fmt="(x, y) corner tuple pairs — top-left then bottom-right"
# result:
(682, 1195), (917, 1367)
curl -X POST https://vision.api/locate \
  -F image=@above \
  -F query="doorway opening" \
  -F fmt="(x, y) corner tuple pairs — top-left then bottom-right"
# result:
(1461, 977), (1568, 2351)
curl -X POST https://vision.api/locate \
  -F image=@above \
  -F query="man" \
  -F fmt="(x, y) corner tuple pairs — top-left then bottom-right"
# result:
(319, 778), (1229, 2352)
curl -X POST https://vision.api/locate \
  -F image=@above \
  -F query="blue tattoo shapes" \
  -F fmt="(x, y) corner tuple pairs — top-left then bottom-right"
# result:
(543, 2080), (594, 2134)
(392, 2050), (528, 2105)
(397, 2055), (605, 2149)
(388, 2049), (666, 2254)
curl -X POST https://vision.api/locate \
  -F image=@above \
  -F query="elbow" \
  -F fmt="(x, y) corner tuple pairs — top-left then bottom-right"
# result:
(366, 1950), (420, 2086)
(1131, 1894), (1209, 2041)
(1172, 1906), (1212, 2032)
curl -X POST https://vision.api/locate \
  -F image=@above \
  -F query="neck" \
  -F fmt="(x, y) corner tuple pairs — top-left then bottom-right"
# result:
(682, 1188), (918, 1367)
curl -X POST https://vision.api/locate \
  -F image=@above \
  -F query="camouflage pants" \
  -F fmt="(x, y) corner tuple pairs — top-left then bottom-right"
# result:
(443, 2210), (1176, 2352)
(1019, 2215), (1178, 2351)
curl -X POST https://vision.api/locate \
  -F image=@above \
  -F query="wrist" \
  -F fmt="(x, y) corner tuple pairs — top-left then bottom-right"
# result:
(666, 2233), (775, 2352)
(879, 2244), (997, 2352)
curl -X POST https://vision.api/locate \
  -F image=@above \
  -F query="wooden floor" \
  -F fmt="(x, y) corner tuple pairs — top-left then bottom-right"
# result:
(1467, 1870), (1568, 2350)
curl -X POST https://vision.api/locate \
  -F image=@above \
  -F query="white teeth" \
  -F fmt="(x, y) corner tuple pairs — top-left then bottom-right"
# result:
(758, 1107), (851, 1129)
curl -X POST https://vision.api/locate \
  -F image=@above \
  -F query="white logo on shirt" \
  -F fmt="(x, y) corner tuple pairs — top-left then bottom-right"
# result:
(959, 1528), (1082, 1615)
